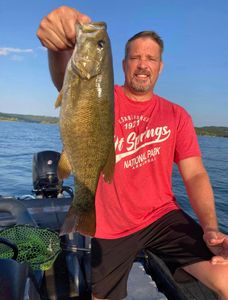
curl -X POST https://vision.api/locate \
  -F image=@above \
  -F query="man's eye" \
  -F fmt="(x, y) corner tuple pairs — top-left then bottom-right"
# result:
(148, 57), (158, 61)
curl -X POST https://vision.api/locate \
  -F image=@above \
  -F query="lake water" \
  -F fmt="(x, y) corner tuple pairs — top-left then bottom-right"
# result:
(0, 121), (227, 234)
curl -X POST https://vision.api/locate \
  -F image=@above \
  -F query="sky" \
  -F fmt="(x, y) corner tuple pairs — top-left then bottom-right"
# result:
(0, 0), (228, 127)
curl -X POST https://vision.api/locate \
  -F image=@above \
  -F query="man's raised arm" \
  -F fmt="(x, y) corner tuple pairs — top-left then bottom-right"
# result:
(36, 6), (91, 91)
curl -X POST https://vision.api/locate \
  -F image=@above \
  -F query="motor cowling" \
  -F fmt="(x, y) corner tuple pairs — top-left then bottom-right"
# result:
(32, 150), (63, 198)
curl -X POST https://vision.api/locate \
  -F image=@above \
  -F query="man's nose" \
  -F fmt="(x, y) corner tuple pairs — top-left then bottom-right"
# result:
(137, 58), (149, 68)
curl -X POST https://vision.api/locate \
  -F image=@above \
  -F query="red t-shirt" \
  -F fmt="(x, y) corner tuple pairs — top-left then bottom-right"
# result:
(95, 85), (201, 239)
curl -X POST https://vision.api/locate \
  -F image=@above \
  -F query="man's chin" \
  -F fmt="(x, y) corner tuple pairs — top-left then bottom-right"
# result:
(131, 84), (151, 93)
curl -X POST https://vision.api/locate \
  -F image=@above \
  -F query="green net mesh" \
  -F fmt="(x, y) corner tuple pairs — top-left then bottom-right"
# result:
(0, 225), (61, 270)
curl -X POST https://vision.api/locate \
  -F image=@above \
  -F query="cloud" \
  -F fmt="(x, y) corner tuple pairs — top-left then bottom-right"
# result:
(0, 47), (33, 56)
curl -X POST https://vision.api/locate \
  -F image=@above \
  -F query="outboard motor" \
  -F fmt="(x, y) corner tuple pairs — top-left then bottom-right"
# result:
(32, 150), (63, 198)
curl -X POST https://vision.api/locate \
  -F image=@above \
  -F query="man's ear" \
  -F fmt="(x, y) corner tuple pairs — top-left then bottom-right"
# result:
(159, 61), (164, 74)
(122, 59), (126, 73)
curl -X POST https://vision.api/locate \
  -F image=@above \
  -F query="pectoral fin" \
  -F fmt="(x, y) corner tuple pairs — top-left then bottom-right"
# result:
(102, 144), (115, 183)
(57, 150), (72, 179)
(55, 89), (63, 108)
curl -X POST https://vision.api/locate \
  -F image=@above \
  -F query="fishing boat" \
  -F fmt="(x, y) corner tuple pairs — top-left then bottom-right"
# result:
(0, 151), (218, 300)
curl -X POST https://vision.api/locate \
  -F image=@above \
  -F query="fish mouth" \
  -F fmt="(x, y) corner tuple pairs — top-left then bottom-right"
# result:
(80, 22), (107, 33)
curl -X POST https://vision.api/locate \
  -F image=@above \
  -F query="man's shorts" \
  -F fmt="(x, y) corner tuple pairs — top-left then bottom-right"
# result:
(91, 209), (213, 300)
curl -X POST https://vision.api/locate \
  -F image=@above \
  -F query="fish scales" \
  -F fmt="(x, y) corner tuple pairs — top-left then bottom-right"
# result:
(57, 22), (115, 236)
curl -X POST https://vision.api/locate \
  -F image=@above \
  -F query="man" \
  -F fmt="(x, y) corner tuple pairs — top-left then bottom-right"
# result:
(37, 6), (228, 300)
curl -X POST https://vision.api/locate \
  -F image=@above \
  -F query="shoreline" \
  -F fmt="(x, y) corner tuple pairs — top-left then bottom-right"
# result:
(1, 112), (228, 137)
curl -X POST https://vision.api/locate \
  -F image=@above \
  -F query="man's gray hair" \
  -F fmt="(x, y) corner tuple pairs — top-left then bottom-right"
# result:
(125, 31), (164, 59)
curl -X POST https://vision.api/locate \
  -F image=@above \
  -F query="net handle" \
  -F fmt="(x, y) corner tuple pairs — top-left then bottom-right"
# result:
(0, 237), (18, 260)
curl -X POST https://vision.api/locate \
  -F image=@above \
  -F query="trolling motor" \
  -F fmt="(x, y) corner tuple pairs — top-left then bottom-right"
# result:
(32, 150), (73, 198)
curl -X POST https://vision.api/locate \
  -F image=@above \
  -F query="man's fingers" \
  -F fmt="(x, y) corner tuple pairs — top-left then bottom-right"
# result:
(44, 13), (73, 47)
(38, 26), (72, 51)
(60, 12), (92, 45)
(208, 237), (224, 246)
(203, 230), (228, 265)
(60, 17), (78, 46)
(211, 255), (228, 265)
(56, 7), (91, 45)
(37, 6), (91, 51)
(223, 237), (228, 248)
(77, 13), (91, 24)
(204, 230), (224, 246)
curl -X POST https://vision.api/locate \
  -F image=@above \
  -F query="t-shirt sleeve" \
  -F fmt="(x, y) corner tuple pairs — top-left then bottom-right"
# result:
(174, 108), (201, 163)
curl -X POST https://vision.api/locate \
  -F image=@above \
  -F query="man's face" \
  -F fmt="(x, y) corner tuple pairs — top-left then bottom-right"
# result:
(123, 37), (163, 97)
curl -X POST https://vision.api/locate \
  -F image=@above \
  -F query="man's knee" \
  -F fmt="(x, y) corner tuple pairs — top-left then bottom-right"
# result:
(183, 262), (228, 299)
(211, 271), (228, 299)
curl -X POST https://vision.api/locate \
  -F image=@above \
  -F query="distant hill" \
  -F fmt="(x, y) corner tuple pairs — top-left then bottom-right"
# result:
(0, 112), (228, 137)
(195, 126), (228, 137)
(0, 112), (58, 124)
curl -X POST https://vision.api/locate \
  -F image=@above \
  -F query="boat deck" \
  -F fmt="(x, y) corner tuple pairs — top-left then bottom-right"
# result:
(0, 196), (218, 299)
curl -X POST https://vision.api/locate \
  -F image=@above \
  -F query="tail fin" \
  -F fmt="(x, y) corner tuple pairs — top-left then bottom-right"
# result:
(59, 205), (96, 237)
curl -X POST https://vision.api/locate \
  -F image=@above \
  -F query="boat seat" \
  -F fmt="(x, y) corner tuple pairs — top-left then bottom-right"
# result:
(144, 250), (218, 300)
(0, 259), (41, 300)
(0, 197), (37, 227)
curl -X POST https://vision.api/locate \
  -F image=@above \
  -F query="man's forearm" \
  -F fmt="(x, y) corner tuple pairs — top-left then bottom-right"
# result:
(184, 171), (218, 232)
(48, 49), (73, 91)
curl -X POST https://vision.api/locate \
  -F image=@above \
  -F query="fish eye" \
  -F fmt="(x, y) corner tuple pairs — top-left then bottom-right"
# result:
(97, 40), (105, 48)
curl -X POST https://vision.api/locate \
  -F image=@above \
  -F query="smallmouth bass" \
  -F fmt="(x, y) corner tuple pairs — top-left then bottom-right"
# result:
(56, 22), (115, 237)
